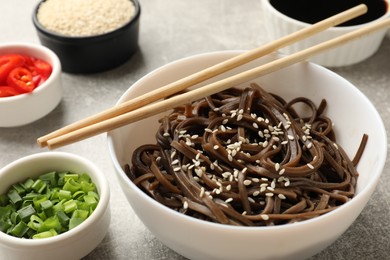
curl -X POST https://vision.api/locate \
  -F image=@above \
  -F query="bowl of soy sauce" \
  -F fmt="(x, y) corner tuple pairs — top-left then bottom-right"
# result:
(261, 0), (389, 67)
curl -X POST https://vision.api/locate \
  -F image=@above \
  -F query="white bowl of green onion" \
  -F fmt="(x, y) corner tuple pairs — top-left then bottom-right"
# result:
(0, 152), (110, 260)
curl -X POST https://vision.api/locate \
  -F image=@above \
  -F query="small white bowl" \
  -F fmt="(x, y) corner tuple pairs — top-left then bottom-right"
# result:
(0, 152), (110, 260)
(261, 0), (390, 67)
(108, 51), (387, 260)
(0, 42), (62, 127)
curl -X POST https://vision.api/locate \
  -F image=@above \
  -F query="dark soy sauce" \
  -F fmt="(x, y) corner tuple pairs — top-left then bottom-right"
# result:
(269, 0), (388, 26)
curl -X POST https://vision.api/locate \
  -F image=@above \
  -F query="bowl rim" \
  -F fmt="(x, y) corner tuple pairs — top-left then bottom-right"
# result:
(107, 50), (387, 232)
(0, 151), (110, 246)
(32, 0), (141, 42)
(262, 0), (390, 32)
(0, 42), (61, 103)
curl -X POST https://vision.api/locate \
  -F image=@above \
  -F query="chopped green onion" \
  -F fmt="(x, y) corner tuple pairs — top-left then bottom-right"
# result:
(69, 217), (84, 230)
(1, 171), (99, 239)
(28, 215), (43, 231)
(38, 216), (62, 233)
(39, 171), (57, 186)
(58, 190), (72, 200)
(63, 179), (81, 194)
(64, 173), (79, 182)
(21, 178), (35, 192)
(32, 228), (57, 239)
(9, 221), (29, 237)
(12, 183), (26, 195)
(7, 189), (23, 206)
(32, 179), (47, 194)
(56, 211), (69, 226)
(63, 200), (77, 214)
(17, 204), (36, 221)
(40, 200), (53, 210)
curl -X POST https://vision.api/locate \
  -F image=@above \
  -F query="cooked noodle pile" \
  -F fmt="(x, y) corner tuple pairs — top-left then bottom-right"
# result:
(126, 83), (367, 226)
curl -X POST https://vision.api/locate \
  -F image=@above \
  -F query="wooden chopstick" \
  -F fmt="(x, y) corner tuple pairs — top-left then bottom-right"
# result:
(43, 17), (390, 150)
(37, 4), (368, 148)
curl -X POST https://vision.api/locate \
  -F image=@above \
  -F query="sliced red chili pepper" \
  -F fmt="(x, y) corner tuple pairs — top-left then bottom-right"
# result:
(0, 54), (25, 85)
(0, 86), (21, 97)
(7, 67), (35, 93)
(33, 59), (52, 80)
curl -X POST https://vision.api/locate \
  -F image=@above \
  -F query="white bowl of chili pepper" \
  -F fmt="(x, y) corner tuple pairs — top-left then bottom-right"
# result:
(0, 42), (62, 127)
(0, 151), (110, 260)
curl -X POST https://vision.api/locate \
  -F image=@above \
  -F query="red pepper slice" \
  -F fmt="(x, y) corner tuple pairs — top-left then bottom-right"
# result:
(0, 54), (25, 85)
(6, 67), (35, 93)
(33, 59), (52, 80)
(0, 86), (21, 97)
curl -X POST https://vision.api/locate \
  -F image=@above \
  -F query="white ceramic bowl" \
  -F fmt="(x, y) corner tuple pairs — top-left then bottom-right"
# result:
(0, 152), (110, 260)
(107, 51), (387, 260)
(0, 42), (62, 127)
(261, 0), (390, 67)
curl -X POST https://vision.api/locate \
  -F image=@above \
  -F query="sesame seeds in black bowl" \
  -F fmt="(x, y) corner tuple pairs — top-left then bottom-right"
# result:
(32, 0), (141, 74)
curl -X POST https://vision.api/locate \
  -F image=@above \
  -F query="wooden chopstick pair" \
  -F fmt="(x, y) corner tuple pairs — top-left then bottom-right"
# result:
(37, 4), (389, 150)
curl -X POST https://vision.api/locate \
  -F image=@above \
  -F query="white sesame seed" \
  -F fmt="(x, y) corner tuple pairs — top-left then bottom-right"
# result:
(172, 159), (179, 165)
(307, 163), (315, 169)
(242, 211), (247, 215)
(225, 198), (233, 203)
(183, 201), (188, 209)
(237, 114), (243, 121)
(248, 197), (255, 203)
(200, 187), (205, 197)
(306, 142), (313, 149)
(253, 123), (259, 129)
(253, 191), (260, 196)
(222, 119), (229, 124)
(163, 132), (170, 137)
(191, 134), (199, 139)
(226, 184), (232, 191)
(205, 128), (213, 133)
(278, 194), (286, 200)
(288, 135), (294, 140)
(261, 214), (269, 221)
(195, 168), (203, 177)
(173, 167), (181, 172)
(275, 163), (280, 171)
(265, 192), (274, 197)
(279, 168), (285, 175)
(243, 180), (252, 186)
(228, 154), (233, 161)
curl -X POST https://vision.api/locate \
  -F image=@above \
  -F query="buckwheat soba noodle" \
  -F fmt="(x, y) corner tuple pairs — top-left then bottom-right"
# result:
(126, 83), (367, 226)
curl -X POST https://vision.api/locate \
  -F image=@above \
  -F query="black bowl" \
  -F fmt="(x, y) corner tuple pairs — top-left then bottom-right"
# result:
(32, 0), (141, 74)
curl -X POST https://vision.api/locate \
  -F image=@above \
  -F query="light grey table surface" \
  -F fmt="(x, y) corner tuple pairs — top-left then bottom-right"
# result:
(1, 0), (389, 259)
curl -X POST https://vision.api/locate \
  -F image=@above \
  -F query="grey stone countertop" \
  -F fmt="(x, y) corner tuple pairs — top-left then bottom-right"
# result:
(1, 0), (389, 259)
